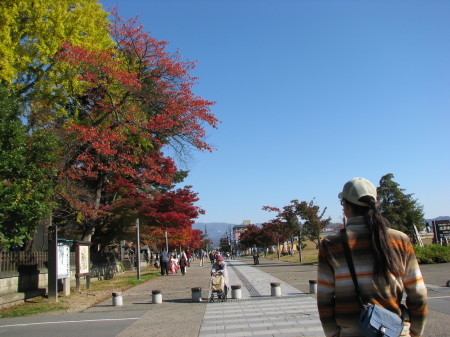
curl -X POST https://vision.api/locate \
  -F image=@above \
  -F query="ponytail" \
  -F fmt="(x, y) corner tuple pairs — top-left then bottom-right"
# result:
(348, 196), (404, 283)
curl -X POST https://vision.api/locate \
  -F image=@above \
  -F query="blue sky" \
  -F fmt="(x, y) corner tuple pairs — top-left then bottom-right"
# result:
(100, 0), (450, 224)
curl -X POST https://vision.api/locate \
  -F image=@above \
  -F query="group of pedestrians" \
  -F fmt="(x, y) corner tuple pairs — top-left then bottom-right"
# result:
(158, 249), (193, 276)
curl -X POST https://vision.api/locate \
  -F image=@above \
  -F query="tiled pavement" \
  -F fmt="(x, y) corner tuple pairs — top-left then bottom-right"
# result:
(200, 260), (325, 337)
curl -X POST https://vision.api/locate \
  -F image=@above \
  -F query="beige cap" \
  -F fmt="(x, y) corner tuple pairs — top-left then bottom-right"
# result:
(338, 177), (377, 207)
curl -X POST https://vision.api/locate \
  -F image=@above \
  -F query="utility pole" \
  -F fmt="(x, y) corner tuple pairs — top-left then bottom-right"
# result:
(165, 230), (168, 252)
(48, 224), (58, 302)
(136, 218), (141, 280)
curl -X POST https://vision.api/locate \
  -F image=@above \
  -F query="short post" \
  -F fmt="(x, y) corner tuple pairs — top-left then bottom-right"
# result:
(270, 282), (281, 297)
(191, 287), (202, 302)
(112, 292), (123, 306)
(63, 277), (70, 297)
(446, 280), (450, 287)
(309, 280), (317, 294)
(231, 285), (242, 299)
(152, 289), (162, 304)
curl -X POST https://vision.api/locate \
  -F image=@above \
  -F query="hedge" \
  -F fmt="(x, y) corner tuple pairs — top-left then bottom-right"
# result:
(414, 244), (450, 264)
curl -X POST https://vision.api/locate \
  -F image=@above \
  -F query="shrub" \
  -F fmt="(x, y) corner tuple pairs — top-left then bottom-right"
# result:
(414, 244), (450, 264)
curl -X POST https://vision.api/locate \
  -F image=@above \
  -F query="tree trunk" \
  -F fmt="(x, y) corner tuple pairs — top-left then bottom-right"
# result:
(277, 233), (280, 259)
(298, 242), (303, 263)
(81, 174), (105, 242)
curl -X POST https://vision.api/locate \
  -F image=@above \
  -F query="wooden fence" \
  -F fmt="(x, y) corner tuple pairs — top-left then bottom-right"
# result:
(0, 251), (76, 273)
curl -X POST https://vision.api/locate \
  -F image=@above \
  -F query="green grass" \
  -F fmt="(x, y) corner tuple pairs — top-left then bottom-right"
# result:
(0, 299), (67, 318)
(259, 241), (319, 264)
(88, 269), (160, 291)
(0, 267), (160, 318)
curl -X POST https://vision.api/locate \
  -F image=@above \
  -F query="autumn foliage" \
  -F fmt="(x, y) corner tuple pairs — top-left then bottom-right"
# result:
(52, 10), (218, 246)
(0, 3), (217, 250)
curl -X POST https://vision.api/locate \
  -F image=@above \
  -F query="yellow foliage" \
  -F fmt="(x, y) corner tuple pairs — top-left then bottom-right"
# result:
(0, 0), (114, 107)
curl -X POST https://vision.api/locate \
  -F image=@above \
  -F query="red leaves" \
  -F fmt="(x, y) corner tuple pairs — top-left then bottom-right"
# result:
(262, 206), (281, 213)
(140, 187), (204, 228)
(53, 8), (217, 242)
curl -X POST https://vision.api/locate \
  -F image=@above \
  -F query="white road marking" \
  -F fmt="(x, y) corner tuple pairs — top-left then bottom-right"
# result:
(427, 295), (450, 299)
(0, 317), (139, 328)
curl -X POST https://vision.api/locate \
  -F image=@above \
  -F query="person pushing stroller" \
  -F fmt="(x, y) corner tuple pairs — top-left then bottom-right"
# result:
(210, 255), (229, 301)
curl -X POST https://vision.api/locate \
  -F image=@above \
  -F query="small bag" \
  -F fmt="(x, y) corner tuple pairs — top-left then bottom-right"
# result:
(358, 303), (404, 337)
(341, 229), (404, 337)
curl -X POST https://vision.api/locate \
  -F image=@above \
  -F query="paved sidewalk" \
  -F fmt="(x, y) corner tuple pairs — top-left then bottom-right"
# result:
(2, 257), (446, 337)
(99, 258), (323, 337)
(200, 259), (323, 337)
(111, 258), (449, 337)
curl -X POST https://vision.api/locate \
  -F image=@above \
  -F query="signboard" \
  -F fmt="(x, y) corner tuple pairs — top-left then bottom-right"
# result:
(57, 243), (70, 279)
(76, 244), (90, 276)
(433, 220), (450, 241)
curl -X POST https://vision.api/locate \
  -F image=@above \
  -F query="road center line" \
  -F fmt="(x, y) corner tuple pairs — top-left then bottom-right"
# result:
(0, 317), (139, 328)
(428, 295), (450, 299)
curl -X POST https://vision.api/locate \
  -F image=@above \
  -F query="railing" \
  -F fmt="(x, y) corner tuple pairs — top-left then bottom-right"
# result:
(0, 251), (76, 273)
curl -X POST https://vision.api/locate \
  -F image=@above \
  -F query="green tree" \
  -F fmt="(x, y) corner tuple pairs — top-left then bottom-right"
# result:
(0, 85), (59, 249)
(294, 199), (331, 249)
(263, 203), (308, 262)
(377, 173), (424, 233)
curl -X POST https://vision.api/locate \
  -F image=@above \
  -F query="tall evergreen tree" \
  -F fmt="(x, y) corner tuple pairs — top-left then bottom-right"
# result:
(0, 85), (58, 249)
(377, 173), (424, 233)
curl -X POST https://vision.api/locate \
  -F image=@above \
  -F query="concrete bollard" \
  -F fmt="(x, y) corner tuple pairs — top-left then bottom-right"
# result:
(309, 280), (317, 294)
(112, 291), (123, 306)
(152, 290), (162, 304)
(270, 282), (281, 297)
(231, 285), (242, 299)
(191, 287), (202, 302)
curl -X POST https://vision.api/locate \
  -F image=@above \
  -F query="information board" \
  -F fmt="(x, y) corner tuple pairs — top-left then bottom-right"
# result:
(78, 245), (90, 275)
(57, 243), (70, 279)
(433, 220), (450, 241)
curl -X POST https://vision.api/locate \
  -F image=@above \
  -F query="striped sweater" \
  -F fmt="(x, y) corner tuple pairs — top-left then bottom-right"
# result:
(317, 216), (428, 337)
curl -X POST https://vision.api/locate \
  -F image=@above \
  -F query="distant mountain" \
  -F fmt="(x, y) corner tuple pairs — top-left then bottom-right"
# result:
(193, 222), (237, 245)
(426, 216), (450, 222)
(193, 217), (450, 245)
(425, 216), (450, 226)
(194, 221), (344, 239)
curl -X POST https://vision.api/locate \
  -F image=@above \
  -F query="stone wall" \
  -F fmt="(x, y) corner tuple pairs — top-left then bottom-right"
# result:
(0, 261), (134, 309)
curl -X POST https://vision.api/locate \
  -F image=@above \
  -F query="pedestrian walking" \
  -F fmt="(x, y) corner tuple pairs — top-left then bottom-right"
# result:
(159, 249), (169, 276)
(186, 250), (192, 266)
(199, 249), (206, 266)
(252, 250), (259, 265)
(317, 177), (428, 337)
(209, 250), (214, 264)
(168, 254), (179, 274)
(180, 250), (188, 275)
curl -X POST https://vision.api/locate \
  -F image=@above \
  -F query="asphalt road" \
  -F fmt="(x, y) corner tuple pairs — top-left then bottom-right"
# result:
(0, 310), (144, 337)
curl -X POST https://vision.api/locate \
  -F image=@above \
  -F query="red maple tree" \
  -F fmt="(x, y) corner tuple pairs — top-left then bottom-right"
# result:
(51, 10), (218, 245)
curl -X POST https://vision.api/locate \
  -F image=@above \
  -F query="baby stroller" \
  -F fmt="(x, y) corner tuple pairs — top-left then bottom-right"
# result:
(209, 271), (227, 302)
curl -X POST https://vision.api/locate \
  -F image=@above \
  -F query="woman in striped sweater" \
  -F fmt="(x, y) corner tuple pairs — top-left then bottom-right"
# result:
(317, 177), (428, 337)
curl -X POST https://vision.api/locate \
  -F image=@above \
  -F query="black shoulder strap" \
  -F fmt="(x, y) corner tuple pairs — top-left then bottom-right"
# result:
(340, 228), (364, 306)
